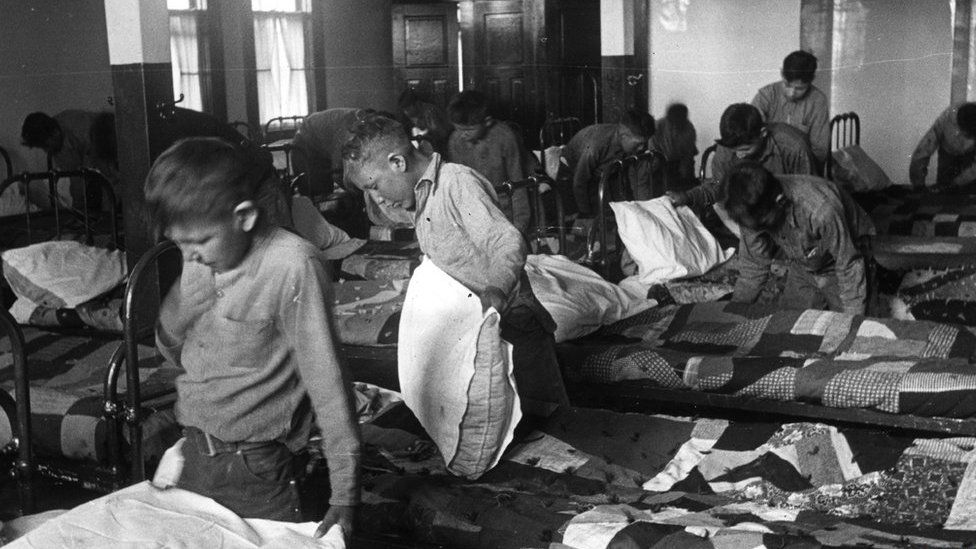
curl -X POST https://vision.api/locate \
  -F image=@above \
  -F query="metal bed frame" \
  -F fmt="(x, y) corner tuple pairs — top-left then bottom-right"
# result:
(0, 168), (120, 249)
(698, 143), (717, 182)
(0, 145), (11, 180)
(5, 240), (180, 513)
(826, 112), (861, 181)
(590, 149), (667, 279)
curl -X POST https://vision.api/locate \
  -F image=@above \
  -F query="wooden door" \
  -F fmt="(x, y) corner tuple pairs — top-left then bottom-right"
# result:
(544, 0), (601, 125)
(392, 3), (460, 108)
(460, 0), (545, 145)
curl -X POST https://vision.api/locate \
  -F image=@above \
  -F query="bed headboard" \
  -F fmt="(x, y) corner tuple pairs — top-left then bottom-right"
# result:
(0, 169), (121, 249)
(589, 150), (666, 279)
(698, 143), (718, 182)
(826, 112), (860, 181)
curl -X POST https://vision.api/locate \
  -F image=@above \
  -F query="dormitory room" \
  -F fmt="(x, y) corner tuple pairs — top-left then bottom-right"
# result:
(8, 0), (976, 547)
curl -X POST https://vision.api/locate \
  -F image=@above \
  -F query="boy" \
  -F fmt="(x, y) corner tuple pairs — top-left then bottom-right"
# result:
(909, 102), (976, 189)
(650, 102), (698, 192)
(670, 103), (816, 210)
(447, 90), (531, 234)
(398, 89), (454, 155)
(342, 113), (569, 417)
(752, 50), (830, 165)
(723, 162), (874, 315)
(561, 108), (655, 216)
(146, 137), (361, 539)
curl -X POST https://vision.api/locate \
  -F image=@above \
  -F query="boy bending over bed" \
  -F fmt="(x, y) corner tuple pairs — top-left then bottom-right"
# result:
(342, 112), (569, 417)
(146, 137), (361, 539)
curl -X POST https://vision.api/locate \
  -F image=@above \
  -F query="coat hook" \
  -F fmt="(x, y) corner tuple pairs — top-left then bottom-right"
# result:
(155, 93), (185, 120)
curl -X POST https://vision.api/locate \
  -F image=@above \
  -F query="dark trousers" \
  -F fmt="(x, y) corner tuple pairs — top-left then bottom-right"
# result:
(501, 301), (570, 417)
(177, 427), (304, 522)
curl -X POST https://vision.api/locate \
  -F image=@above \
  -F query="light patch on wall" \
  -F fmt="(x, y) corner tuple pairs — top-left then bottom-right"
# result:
(659, 0), (690, 33)
(601, 0), (634, 56)
(104, 0), (170, 65)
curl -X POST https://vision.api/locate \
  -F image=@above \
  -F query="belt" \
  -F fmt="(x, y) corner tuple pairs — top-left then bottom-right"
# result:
(184, 426), (280, 457)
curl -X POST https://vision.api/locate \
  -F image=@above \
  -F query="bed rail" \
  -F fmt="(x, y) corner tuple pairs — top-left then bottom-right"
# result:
(0, 168), (120, 249)
(0, 307), (34, 512)
(0, 145), (12, 181)
(115, 240), (181, 482)
(698, 143), (717, 182)
(590, 150), (666, 278)
(826, 112), (860, 181)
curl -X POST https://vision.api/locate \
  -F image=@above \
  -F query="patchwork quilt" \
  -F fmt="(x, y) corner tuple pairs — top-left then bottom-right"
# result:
(331, 278), (406, 346)
(0, 328), (180, 463)
(890, 264), (976, 327)
(870, 199), (976, 238)
(354, 403), (976, 548)
(557, 302), (976, 418)
(339, 240), (421, 282)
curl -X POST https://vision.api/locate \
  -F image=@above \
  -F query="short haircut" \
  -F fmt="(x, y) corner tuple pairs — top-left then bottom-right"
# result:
(717, 103), (764, 148)
(447, 90), (489, 126)
(781, 50), (818, 83)
(665, 103), (689, 124)
(620, 108), (655, 139)
(723, 161), (783, 229)
(397, 88), (425, 113)
(341, 112), (413, 164)
(21, 112), (59, 148)
(958, 103), (976, 137)
(145, 137), (271, 231)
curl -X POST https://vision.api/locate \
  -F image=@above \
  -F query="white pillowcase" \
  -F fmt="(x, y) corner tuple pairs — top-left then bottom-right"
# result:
(2, 241), (126, 309)
(398, 259), (520, 479)
(526, 254), (654, 342)
(610, 197), (734, 287)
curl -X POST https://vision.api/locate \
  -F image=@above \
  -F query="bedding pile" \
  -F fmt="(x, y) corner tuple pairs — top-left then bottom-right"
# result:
(558, 302), (976, 418)
(889, 264), (976, 326)
(353, 403), (976, 547)
(0, 328), (180, 463)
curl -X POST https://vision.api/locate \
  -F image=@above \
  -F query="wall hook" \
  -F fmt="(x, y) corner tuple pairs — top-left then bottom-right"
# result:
(155, 93), (185, 120)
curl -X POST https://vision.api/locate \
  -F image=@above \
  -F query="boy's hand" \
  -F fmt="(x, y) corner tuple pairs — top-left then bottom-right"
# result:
(159, 271), (216, 339)
(478, 286), (508, 315)
(666, 190), (689, 207)
(314, 505), (355, 540)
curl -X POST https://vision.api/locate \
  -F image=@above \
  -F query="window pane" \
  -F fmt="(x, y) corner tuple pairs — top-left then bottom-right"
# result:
(251, 0), (308, 13)
(253, 11), (309, 121)
(170, 13), (204, 111)
(168, 0), (207, 9)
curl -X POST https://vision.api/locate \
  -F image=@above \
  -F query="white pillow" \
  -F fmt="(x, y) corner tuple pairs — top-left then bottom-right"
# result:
(398, 259), (520, 479)
(526, 254), (654, 342)
(610, 197), (734, 287)
(2, 241), (126, 309)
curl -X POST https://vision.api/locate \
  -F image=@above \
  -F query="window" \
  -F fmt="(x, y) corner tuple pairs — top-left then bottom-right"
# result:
(251, 0), (312, 123)
(168, 0), (209, 112)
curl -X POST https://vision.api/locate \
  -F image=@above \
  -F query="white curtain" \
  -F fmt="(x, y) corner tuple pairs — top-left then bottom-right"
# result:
(253, 11), (309, 122)
(169, 13), (204, 111)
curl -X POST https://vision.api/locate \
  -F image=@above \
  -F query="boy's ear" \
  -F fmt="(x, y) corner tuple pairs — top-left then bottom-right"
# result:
(387, 153), (408, 173)
(233, 200), (258, 232)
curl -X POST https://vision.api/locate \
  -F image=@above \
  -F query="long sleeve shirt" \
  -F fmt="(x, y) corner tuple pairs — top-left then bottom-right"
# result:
(733, 175), (875, 315)
(685, 122), (817, 209)
(752, 81), (830, 164)
(157, 227), (361, 507)
(292, 108), (360, 196)
(447, 121), (531, 233)
(413, 153), (529, 305)
(909, 104), (976, 188)
(560, 124), (626, 216)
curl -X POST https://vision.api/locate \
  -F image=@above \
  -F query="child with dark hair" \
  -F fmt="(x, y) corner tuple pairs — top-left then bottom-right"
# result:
(342, 112), (568, 417)
(561, 108), (655, 216)
(446, 90), (531, 234)
(752, 50), (829, 164)
(22, 109), (119, 208)
(670, 103), (815, 210)
(724, 161), (874, 315)
(397, 89), (454, 155)
(146, 137), (361, 540)
(909, 102), (976, 189)
(650, 103), (698, 191)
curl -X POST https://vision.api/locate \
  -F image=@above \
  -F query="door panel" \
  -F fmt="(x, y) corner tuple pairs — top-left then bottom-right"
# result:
(392, 3), (459, 108)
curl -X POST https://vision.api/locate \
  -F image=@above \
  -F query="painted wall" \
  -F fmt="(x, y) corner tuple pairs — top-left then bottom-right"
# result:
(829, 0), (952, 185)
(649, 0), (800, 172)
(0, 1), (114, 174)
(321, 0), (396, 111)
